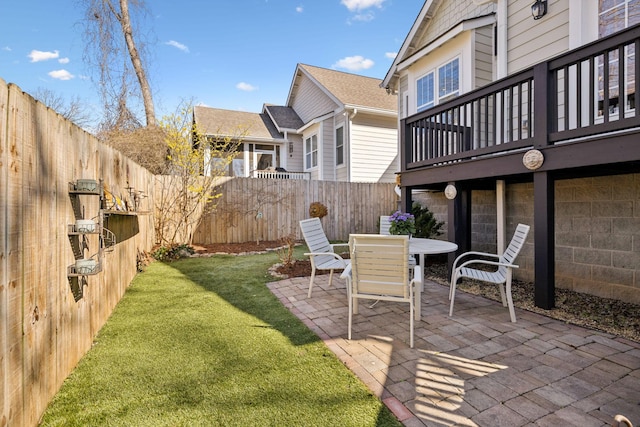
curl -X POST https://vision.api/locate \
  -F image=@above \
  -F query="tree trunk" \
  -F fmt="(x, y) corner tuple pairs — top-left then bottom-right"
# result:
(117, 0), (156, 127)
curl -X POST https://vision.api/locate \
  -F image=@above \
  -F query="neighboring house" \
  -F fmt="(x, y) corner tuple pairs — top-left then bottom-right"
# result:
(383, 0), (640, 306)
(194, 63), (398, 183)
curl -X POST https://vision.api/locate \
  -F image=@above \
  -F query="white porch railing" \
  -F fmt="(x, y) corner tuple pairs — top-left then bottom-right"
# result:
(252, 170), (310, 180)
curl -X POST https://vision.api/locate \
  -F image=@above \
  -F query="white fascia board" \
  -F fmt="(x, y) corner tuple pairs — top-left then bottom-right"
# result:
(206, 134), (286, 144)
(343, 104), (397, 118)
(382, 0), (436, 89)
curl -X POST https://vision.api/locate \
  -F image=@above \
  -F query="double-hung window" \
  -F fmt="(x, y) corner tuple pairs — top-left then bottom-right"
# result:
(335, 126), (344, 166)
(416, 57), (459, 112)
(305, 134), (318, 169)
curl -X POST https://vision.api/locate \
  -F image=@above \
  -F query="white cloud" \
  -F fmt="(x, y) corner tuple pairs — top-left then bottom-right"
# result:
(332, 55), (374, 72)
(341, 0), (385, 12)
(236, 82), (258, 91)
(48, 69), (74, 80)
(2, 46), (11, 51)
(351, 12), (374, 22)
(28, 49), (59, 62)
(58, 57), (70, 64)
(385, 52), (397, 59)
(296, 6), (303, 12)
(165, 40), (189, 53)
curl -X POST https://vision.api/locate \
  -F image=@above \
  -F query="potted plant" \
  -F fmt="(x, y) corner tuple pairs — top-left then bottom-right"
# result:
(388, 210), (416, 237)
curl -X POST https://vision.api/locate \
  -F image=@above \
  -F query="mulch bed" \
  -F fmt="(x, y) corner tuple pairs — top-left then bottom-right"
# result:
(193, 240), (640, 343)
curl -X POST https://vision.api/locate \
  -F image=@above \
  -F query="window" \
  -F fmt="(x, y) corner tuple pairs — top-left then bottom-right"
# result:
(416, 58), (459, 112)
(599, 0), (640, 37)
(305, 135), (318, 169)
(598, 0), (639, 113)
(335, 126), (344, 166)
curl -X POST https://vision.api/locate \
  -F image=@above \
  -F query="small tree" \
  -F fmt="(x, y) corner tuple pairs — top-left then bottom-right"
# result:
(154, 102), (243, 246)
(412, 202), (444, 238)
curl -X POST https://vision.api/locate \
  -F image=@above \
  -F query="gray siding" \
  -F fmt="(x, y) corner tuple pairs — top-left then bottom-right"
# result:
(290, 74), (338, 123)
(474, 25), (494, 88)
(285, 134), (304, 172)
(507, 0), (570, 73)
(322, 118), (334, 180)
(418, 0), (496, 48)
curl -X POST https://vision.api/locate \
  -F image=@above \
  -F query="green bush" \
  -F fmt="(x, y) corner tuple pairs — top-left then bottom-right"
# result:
(411, 202), (444, 238)
(152, 244), (195, 261)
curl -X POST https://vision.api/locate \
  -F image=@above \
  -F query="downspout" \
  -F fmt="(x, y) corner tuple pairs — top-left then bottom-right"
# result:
(496, 0), (508, 252)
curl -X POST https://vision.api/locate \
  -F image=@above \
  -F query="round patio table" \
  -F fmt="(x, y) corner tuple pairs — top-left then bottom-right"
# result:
(409, 238), (458, 320)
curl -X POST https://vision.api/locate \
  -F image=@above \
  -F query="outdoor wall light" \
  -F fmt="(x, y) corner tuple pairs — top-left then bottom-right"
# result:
(531, 0), (547, 20)
(444, 184), (457, 200)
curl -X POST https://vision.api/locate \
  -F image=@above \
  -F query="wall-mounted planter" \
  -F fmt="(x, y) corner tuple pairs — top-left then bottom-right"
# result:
(75, 179), (99, 192)
(75, 258), (99, 275)
(75, 219), (97, 233)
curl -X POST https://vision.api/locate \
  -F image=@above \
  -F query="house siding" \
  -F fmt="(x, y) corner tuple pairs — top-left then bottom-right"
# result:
(290, 74), (338, 123)
(507, 0), (570, 73)
(417, 0), (496, 48)
(475, 25), (494, 87)
(322, 117), (334, 180)
(285, 134), (304, 173)
(350, 114), (398, 183)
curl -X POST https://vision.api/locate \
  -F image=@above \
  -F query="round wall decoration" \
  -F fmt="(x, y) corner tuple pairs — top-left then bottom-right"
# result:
(523, 149), (544, 170)
(444, 184), (457, 200)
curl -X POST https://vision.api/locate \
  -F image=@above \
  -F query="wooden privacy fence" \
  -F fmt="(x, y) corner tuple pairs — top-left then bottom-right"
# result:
(192, 178), (399, 244)
(0, 79), (156, 427)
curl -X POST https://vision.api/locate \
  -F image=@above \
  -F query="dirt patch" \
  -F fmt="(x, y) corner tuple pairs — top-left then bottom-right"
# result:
(194, 240), (640, 342)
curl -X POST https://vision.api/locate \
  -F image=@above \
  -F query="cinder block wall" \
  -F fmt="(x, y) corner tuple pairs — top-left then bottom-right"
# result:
(413, 174), (640, 304)
(555, 174), (640, 303)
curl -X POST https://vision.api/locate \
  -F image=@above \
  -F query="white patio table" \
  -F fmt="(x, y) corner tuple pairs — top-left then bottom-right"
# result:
(409, 238), (458, 319)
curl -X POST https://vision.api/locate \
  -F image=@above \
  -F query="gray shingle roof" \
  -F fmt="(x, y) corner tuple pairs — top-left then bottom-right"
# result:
(263, 105), (304, 129)
(297, 64), (397, 112)
(193, 106), (282, 140)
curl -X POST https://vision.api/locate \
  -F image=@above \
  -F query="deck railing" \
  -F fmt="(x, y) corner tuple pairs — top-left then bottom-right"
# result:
(401, 24), (640, 171)
(251, 169), (310, 180)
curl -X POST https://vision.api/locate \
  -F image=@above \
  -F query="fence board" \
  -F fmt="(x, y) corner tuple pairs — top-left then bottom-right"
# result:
(0, 78), (7, 427)
(0, 80), (156, 426)
(192, 177), (397, 244)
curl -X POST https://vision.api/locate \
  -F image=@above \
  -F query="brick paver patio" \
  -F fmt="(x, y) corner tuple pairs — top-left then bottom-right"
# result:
(267, 275), (640, 427)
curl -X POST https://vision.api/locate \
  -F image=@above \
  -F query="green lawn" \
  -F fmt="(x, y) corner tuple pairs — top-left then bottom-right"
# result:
(40, 249), (401, 426)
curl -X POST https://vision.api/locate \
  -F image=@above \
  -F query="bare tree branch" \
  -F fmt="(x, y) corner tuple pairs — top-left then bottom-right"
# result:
(80, 0), (156, 128)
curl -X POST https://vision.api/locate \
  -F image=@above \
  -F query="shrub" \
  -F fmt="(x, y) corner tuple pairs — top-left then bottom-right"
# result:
(411, 202), (444, 238)
(309, 202), (328, 218)
(152, 244), (195, 262)
(276, 234), (297, 267)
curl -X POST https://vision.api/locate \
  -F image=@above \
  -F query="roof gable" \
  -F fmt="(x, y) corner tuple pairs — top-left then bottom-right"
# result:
(382, 0), (496, 90)
(287, 63), (397, 113)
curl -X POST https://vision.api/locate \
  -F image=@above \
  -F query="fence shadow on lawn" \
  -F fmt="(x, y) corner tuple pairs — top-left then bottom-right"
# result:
(169, 252), (323, 348)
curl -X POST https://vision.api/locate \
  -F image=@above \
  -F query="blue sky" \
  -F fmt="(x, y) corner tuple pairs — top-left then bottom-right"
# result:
(0, 0), (420, 125)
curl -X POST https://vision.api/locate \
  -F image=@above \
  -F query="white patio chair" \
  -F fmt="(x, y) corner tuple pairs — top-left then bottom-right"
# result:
(379, 215), (392, 235)
(379, 215), (418, 270)
(299, 218), (349, 298)
(343, 234), (422, 348)
(449, 223), (530, 323)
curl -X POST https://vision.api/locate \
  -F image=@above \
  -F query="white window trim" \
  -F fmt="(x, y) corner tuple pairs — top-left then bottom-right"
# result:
(416, 55), (460, 113)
